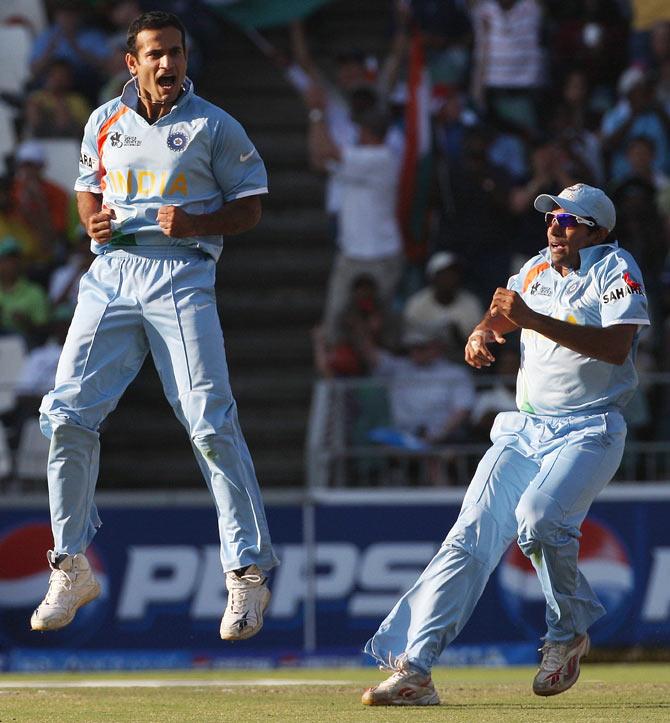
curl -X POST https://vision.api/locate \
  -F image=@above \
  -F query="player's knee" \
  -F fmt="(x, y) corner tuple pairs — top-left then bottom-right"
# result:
(444, 504), (504, 565)
(193, 434), (222, 462)
(515, 490), (574, 553)
(39, 410), (96, 440)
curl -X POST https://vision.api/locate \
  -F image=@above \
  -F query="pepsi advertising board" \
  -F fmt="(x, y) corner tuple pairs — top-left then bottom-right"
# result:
(0, 488), (669, 671)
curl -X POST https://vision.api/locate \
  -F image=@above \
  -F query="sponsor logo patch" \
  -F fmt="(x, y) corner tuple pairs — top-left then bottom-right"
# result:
(602, 272), (645, 304)
(622, 271), (642, 293)
(79, 152), (99, 171)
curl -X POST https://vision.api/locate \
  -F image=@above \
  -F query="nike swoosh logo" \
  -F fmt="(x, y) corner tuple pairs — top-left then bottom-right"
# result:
(239, 149), (255, 162)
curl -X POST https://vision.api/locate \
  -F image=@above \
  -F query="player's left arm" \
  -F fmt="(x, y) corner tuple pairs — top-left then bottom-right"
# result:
(489, 288), (637, 365)
(157, 195), (261, 237)
(159, 111), (269, 237)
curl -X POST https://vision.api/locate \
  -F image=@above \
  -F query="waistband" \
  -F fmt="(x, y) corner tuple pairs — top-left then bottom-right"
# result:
(519, 407), (624, 423)
(100, 246), (208, 259)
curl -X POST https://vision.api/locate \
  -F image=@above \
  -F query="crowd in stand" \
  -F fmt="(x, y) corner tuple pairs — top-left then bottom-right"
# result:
(3, 1), (670, 481)
(296, 1), (670, 461)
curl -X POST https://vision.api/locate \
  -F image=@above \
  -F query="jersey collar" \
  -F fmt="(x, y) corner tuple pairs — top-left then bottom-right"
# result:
(120, 76), (194, 114)
(539, 240), (619, 276)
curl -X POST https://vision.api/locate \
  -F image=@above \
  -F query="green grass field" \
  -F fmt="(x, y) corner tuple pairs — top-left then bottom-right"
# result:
(1, 664), (669, 722)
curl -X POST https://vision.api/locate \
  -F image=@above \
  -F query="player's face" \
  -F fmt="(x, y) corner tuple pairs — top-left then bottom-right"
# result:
(546, 206), (598, 273)
(126, 27), (187, 106)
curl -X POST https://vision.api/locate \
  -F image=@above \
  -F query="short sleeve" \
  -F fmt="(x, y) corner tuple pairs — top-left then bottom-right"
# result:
(210, 114), (268, 202)
(74, 112), (102, 193)
(506, 254), (549, 295)
(507, 271), (521, 292)
(599, 251), (650, 327)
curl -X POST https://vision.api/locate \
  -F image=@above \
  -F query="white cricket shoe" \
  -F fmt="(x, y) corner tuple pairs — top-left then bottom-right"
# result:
(30, 551), (101, 632)
(362, 662), (440, 706)
(533, 633), (591, 696)
(220, 565), (271, 641)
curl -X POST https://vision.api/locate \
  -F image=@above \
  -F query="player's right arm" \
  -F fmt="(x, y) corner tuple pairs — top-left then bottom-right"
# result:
(464, 308), (517, 369)
(466, 256), (540, 369)
(76, 191), (116, 244)
(75, 106), (119, 244)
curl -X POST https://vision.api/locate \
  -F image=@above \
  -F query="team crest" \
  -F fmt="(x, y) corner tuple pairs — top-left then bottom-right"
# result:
(167, 131), (188, 152)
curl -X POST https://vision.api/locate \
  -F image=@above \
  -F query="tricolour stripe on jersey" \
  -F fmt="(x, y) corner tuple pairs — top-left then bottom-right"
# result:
(97, 105), (130, 191)
(522, 261), (550, 293)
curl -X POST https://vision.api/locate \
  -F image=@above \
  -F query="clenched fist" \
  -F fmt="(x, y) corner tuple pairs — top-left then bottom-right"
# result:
(157, 205), (196, 238)
(490, 288), (536, 327)
(86, 207), (116, 243)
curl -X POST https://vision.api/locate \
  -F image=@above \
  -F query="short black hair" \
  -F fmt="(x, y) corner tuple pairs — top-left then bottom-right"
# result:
(126, 11), (186, 56)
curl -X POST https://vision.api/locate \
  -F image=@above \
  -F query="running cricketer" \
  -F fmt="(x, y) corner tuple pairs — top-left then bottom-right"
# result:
(361, 184), (650, 705)
(31, 11), (278, 641)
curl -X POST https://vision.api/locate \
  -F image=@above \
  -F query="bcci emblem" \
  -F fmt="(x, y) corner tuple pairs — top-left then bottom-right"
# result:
(167, 130), (188, 152)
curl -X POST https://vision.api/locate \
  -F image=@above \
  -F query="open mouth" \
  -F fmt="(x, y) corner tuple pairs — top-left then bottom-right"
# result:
(157, 75), (177, 91)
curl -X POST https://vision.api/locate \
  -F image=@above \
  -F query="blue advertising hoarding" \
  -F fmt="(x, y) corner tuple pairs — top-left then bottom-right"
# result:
(0, 487), (668, 670)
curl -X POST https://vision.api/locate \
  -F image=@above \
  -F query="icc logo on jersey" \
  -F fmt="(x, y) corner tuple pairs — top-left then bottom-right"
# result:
(109, 131), (142, 148)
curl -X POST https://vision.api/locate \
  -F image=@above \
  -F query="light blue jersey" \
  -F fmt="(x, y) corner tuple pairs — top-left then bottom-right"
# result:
(75, 78), (268, 261)
(42, 77), (278, 575)
(365, 238), (650, 676)
(507, 242), (650, 416)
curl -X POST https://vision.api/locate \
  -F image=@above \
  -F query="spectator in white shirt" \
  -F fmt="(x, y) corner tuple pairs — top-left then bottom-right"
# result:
(361, 323), (476, 448)
(403, 252), (484, 362)
(471, 0), (545, 131)
(309, 108), (404, 342)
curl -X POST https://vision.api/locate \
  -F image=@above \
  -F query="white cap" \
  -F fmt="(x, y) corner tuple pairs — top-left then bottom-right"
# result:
(426, 251), (458, 278)
(15, 140), (46, 166)
(534, 183), (616, 232)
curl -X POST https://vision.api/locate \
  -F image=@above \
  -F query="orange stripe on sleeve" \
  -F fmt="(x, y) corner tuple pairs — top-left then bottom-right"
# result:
(522, 261), (550, 293)
(96, 106), (130, 190)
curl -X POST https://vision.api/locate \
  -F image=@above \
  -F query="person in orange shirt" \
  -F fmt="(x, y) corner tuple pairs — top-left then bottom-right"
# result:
(10, 141), (69, 281)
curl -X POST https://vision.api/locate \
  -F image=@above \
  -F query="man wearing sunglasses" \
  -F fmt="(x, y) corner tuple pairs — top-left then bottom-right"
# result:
(361, 183), (650, 706)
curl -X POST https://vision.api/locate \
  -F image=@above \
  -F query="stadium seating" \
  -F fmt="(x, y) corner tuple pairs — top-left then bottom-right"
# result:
(0, 103), (17, 175)
(0, 335), (27, 415)
(0, 421), (11, 479)
(15, 417), (49, 482)
(0, 24), (33, 96)
(0, 0), (47, 36)
(38, 138), (81, 195)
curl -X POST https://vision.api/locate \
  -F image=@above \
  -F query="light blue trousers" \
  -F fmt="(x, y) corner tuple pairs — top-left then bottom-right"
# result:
(365, 409), (626, 673)
(39, 247), (278, 573)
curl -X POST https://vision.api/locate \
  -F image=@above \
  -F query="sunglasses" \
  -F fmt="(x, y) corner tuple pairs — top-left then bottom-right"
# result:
(545, 212), (597, 228)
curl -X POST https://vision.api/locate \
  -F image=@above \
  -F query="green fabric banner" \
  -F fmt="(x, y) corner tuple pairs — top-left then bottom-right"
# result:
(206, 0), (336, 28)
